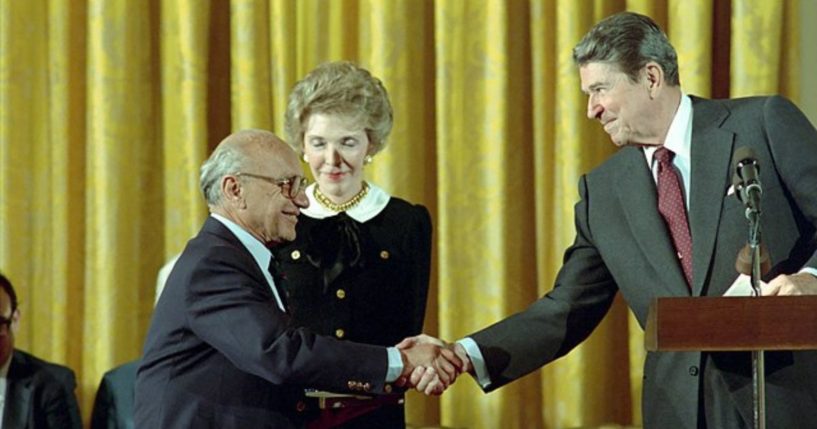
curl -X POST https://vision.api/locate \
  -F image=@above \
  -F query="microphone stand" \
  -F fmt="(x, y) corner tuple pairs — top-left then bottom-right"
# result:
(733, 150), (767, 429)
(745, 204), (765, 429)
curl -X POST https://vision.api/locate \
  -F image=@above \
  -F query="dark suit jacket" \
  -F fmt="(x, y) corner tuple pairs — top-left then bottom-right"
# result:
(90, 360), (138, 429)
(470, 95), (817, 429)
(134, 217), (392, 428)
(3, 350), (82, 429)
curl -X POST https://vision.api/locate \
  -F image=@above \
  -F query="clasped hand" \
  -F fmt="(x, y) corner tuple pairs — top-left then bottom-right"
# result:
(394, 334), (471, 395)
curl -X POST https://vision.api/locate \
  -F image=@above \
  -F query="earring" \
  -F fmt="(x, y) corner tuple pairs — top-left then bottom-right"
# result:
(303, 153), (308, 162)
(364, 155), (373, 165)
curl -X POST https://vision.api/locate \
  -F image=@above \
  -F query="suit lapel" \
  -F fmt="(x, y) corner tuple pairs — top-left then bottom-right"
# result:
(4, 353), (32, 428)
(688, 97), (734, 296)
(203, 216), (284, 306)
(616, 147), (689, 296)
(203, 217), (270, 292)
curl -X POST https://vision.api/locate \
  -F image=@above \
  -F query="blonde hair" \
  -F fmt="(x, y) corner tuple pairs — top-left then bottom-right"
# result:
(285, 61), (393, 155)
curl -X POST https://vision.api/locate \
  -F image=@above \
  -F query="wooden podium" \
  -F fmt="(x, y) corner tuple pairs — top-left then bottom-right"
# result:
(646, 296), (817, 352)
(645, 296), (817, 429)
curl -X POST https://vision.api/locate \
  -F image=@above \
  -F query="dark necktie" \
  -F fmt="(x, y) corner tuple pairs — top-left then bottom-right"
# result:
(267, 258), (290, 311)
(655, 147), (693, 288)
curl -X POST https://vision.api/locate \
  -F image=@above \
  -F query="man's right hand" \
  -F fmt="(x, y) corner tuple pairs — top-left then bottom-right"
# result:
(395, 334), (472, 395)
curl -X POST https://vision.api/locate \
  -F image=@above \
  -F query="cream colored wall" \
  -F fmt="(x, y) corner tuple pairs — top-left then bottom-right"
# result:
(802, 0), (817, 124)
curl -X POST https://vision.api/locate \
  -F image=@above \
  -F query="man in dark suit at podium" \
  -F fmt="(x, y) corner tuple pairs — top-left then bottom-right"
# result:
(402, 11), (817, 429)
(135, 129), (454, 428)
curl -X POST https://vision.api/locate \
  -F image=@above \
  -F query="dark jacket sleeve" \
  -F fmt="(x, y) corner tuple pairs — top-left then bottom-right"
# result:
(762, 95), (817, 269)
(408, 204), (433, 333)
(183, 242), (390, 393)
(90, 375), (116, 429)
(43, 364), (83, 429)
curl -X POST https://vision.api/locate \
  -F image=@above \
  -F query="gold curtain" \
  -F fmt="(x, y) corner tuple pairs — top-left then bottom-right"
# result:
(0, 0), (801, 427)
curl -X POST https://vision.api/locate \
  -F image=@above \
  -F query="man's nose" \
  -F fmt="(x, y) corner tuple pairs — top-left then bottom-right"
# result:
(587, 96), (603, 119)
(293, 186), (309, 208)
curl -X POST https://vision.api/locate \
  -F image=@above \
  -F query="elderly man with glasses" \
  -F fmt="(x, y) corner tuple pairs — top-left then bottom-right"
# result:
(134, 129), (456, 429)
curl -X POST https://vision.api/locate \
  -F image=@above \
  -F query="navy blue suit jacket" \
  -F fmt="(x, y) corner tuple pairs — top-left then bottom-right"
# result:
(135, 217), (392, 428)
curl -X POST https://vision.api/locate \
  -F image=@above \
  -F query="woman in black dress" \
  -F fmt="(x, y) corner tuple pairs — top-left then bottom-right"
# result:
(276, 61), (432, 428)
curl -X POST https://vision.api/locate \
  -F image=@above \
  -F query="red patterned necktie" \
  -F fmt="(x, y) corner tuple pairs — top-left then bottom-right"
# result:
(655, 147), (693, 288)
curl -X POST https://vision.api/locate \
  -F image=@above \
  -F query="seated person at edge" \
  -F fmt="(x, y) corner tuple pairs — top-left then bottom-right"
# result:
(0, 272), (82, 428)
(273, 61), (432, 428)
(134, 129), (454, 429)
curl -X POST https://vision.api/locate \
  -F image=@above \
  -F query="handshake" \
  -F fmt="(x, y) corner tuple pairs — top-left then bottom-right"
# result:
(394, 334), (473, 396)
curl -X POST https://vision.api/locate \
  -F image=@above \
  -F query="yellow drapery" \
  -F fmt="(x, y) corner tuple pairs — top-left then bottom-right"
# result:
(0, 0), (802, 427)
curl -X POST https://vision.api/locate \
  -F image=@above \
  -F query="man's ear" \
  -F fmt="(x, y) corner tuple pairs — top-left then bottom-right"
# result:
(221, 176), (246, 208)
(644, 62), (664, 97)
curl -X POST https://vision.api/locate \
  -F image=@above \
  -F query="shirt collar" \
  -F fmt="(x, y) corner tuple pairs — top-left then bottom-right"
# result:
(301, 182), (390, 222)
(644, 92), (693, 165)
(210, 213), (272, 272)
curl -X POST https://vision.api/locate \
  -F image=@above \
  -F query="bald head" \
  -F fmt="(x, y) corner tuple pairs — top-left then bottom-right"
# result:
(200, 129), (309, 245)
(200, 129), (296, 207)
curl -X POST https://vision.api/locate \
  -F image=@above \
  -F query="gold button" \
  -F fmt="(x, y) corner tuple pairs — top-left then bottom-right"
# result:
(335, 328), (345, 338)
(347, 381), (355, 389)
(363, 382), (371, 392)
(291, 250), (301, 260)
(384, 384), (392, 393)
(336, 289), (346, 299)
(380, 250), (390, 259)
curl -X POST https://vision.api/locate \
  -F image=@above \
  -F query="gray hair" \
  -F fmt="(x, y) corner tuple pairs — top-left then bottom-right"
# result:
(573, 12), (680, 86)
(199, 130), (262, 206)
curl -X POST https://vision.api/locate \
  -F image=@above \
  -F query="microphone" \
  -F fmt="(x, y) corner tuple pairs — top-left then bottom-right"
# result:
(732, 147), (762, 214)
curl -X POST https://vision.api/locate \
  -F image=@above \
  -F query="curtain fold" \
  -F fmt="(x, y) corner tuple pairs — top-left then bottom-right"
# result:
(45, 0), (87, 383)
(669, 0), (713, 97)
(82, 0), (162, 415)
(0, 0), (804, 426)
(732, 0), (800, 98)
(231, 0), (273, 130)
(358, 1), (440, 421)
(269, 0), (298, 138)
(160, 0), (210, 259)
(1, 0), (47, 352)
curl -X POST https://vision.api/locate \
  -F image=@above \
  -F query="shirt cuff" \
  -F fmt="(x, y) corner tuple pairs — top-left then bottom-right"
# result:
(385, 347), (403, 383)
(799, 267), (817, 278)
(457, 337), (491, 389)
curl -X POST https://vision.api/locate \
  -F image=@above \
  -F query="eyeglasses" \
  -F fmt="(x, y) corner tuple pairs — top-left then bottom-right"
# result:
(235, 172), (308, 199)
